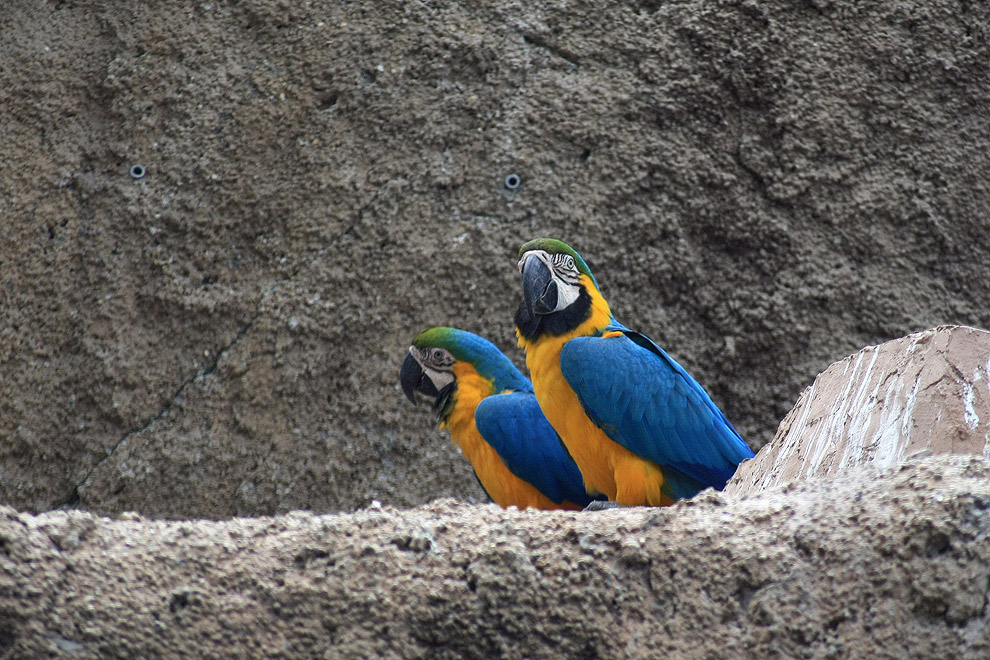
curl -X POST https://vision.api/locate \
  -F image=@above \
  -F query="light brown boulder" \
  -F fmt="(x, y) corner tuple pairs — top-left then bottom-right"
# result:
(726, 325), (990, 498)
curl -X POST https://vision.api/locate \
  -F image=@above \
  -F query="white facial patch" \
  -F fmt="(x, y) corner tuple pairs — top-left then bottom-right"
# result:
(519, 249), (583, 313)
(426, 368), (454, 391)
(409, 346), (455, 390)
(553, 277), (582, 311)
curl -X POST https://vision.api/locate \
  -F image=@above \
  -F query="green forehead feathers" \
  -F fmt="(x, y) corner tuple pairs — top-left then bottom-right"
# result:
(411, 327), (496, 366)
(412, 326), (459, 349)
(410, 326), (531, 392)
(518, 238), (599, 288)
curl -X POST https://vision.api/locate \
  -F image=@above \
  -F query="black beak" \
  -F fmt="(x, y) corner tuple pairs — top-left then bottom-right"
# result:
(521, 254), (557, 315)
(399, 353), (438, 404)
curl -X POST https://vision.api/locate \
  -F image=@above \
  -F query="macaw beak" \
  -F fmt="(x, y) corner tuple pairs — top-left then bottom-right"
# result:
(521, 254), (557, 315)
(399, 352), (438, 404)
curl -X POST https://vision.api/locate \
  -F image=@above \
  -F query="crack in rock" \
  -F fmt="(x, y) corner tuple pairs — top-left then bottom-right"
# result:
(57, 193), (380, 510)
(60, 317), (259, 509)
(522, 32), (581, 67)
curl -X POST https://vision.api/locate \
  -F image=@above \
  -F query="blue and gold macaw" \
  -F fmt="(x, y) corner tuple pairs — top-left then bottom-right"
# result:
(514, 238), (754, 506)
(399, 326), (597, 510)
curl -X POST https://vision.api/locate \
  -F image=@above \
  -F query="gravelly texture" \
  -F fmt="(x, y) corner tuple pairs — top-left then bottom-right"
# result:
(2, 0), (989, 517)
(0, 455), (988, 659)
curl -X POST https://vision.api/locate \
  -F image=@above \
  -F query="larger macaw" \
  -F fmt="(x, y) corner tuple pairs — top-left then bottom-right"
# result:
(514, 238), (754, 506)
(399, 326), (598, 510)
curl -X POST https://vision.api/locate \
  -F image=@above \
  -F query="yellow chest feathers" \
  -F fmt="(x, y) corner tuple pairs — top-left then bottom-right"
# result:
(517, 273), (613, 383)
(440, 363), (493, 438)
(439, 363), (572, 509)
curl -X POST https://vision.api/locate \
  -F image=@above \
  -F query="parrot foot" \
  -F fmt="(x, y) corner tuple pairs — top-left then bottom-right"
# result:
(583, 500), (626, 512)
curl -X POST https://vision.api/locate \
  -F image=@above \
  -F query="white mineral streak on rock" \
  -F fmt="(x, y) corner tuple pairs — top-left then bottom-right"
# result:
(985, 355), (990, 460)
(761, 380), (816, 491)
(963, 380), (979, 430)
(865, 363), (914, 471)
(831, 347), (880, 474)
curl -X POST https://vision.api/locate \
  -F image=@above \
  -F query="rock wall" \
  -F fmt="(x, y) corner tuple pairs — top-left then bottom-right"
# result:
(2, 0), (990, 518)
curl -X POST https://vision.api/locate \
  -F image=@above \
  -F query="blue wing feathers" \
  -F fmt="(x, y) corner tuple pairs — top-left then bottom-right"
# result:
(475, 392), (594, 506)
(560, 330), (754, 496)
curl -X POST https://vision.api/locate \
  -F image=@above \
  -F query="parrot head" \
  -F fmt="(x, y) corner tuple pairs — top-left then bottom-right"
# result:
(515, 238), (605, 340)
(400, 327), (530, 422)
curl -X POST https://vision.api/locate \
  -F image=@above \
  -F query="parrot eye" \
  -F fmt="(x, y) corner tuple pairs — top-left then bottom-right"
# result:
(425, 348), (454, 370)
(564, 256), (575, 270)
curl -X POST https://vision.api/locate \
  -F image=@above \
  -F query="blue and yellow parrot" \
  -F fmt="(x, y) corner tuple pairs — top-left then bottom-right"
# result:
(514, 238), (754, 506)
(399, 326), (597, 510)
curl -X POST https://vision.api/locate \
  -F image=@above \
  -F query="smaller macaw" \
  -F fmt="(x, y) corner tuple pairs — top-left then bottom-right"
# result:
(399, 327), (598, 510)
(515, 238), (755, 506)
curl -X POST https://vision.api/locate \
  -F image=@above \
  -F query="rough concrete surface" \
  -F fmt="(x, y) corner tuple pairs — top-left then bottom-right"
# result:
(0, 454), (988, 659)
(727, 325), (990, 498)
(4, 3), (990, 655)
(3, 0), (990, 519)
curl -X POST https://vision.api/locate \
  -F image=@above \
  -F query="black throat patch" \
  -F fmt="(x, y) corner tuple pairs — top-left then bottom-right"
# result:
(514, 286), (593, 341)
(432, 382), (456, 423)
